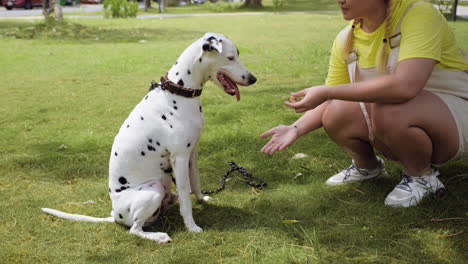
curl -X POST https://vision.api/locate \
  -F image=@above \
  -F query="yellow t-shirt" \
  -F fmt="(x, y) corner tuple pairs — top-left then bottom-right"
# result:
(325, 0), (468, 86)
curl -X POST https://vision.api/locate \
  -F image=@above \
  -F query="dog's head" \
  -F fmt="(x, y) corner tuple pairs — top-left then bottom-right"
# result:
(200, 33), (256, 101)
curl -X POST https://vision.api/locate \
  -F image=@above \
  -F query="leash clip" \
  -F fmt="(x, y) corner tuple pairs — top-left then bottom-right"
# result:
(149, 80), (162, 91)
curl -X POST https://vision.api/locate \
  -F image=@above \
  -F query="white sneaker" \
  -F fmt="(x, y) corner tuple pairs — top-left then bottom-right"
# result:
(384, 168), (445, 208)
(326, 157), (387, 185)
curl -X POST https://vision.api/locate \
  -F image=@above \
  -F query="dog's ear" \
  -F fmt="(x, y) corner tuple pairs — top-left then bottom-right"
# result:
(202, 36), (223, 53)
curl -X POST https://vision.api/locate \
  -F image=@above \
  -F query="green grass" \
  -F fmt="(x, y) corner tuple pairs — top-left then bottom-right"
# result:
(1, 13), (468, 264)
(61, 0), (337, 17)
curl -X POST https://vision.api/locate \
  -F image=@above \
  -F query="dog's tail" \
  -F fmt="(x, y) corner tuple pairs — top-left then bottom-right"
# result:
(42, 208), (115, 223)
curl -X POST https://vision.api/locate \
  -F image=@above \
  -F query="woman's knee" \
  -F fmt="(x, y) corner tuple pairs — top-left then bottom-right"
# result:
(322, 100), (364, 135)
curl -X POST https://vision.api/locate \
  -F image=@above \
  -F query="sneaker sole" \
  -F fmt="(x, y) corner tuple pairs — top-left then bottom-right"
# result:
(325, 170), (388, 185)
(385, 186), (445, 208)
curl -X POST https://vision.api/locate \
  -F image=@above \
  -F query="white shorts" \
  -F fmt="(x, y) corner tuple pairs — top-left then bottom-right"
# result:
(434, 92), (468, 163)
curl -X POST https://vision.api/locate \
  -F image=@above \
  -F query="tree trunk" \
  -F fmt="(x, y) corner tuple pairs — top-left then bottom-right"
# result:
(54, 0), (63, 21)
(242, 0), (262, 8)
(42, 0), (52, 18)
(452, 0), (459, 21)
(145, 0), (151, 12)
(158, 0), (165, 13)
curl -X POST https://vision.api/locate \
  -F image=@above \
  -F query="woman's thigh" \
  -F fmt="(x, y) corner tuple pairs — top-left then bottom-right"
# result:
(369, 90), (459, 164)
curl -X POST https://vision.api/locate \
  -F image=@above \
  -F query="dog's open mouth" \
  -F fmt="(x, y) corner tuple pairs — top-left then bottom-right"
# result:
(217, 72), (240, 101)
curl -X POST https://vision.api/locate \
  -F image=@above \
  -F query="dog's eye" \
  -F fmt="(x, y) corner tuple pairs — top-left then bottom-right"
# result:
(227, 56), (235, 61)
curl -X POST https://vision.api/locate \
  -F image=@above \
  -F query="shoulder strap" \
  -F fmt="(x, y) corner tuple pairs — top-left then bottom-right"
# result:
(389, 1), (425, 49)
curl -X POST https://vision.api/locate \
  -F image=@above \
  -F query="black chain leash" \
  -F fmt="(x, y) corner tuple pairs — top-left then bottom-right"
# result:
(201, 162), (267, 194)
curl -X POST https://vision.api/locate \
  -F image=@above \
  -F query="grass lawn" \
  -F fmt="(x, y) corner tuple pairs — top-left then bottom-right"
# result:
(59, 0), (337, 18)
(1, 12), (468, 264)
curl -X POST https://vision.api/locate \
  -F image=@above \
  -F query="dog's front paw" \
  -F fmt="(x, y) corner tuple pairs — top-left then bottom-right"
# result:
(149, 232), (172, 243)
(198, 196), (212, 203)
(188, 225), (203, 233)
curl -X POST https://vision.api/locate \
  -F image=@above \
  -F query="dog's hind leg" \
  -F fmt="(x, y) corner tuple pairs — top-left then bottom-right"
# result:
(171, 154), (203, 232)
(115, 180), (172, 243)
(129, 221), (172, 243)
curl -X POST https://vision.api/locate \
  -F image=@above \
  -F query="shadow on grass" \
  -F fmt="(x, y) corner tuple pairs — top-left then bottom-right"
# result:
(143, 173), (467, 260)
(13, 139), (110, 182)
(0, 20), (204, 43)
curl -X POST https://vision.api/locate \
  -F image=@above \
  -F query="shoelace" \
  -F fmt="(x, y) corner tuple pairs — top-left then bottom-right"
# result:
(395, 174), (414, 192)
(343, 163), (370, 180)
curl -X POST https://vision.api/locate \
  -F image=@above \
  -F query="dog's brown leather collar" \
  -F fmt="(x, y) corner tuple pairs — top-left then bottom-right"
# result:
(151, 74), (202, 98)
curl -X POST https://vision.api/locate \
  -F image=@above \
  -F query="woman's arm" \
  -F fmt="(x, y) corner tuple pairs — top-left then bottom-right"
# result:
(286, 58), (436, 112)
(260, 101), (328, 154)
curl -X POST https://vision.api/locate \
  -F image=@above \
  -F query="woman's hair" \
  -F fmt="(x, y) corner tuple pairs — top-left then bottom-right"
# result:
(376, 0), (395, 72)
(343, 0), (395, 73)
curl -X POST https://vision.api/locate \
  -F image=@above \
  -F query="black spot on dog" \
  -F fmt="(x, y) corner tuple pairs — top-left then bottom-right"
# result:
(170, 125), (173, 128)
(170, 112), (173, 115)
(175, 61), (178, 65)
(140, 116), (144, 120)
(160, 155), (165, 158)
(121, 186), (127, 191)
(138, 188), (143, 191)
(127, 124), (130, 128)
(174, 106), (178, 110)
(199, 106), (203, 112)
(199, 58), (202, 63)
(178, 79), (184, 86)
(187, 69), (191, 75)
(116, 189), (122, 193)
(114, 152), (118, 156)
(187, 143), (191, 148)
(148, 138), (152, 143)
(145, 96), (148, 100)
(237, 48), (240, 56)
(162, 115), (167, 120)
(141, 151), (146, 156)
(147, 145), (156, 151)
(176, 72), (179, 76)
(119, 214), (123, 219)
(108, 188), (111, 193)
(128, 208), (130, 212)
(242, 75), (246, 80)
(156, 141), (160, 146)
(119, 176), (128, 185)
(173, 100), (176, 104)
(163, 168), (173, 174)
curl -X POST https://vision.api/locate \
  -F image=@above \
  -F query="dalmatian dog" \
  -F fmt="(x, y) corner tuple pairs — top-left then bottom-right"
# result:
(42, 32), (257, 243)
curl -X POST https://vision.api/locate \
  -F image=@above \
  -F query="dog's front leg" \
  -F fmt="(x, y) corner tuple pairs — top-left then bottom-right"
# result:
(171, 154), (203, 232)
(189, 149), (211, 203)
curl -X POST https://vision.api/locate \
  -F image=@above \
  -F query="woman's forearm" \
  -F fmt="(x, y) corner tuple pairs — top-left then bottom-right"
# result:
(327, 75), (416, 104)
(326, 59), (435, 104)
(292, 101), (329, 137)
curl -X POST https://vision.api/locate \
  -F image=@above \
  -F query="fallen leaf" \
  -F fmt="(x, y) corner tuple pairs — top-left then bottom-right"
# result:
(282, 219), (301, 224)
(292, 153), (308, 159)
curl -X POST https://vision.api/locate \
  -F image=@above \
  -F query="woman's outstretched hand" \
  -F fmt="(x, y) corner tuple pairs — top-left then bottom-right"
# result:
(260, 125), (300, 154)
(284, 86), (328, 113)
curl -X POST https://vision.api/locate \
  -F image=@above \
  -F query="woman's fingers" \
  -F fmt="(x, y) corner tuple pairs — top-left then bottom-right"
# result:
(284, 101), (308, 113)
(261, 138), (282, 154)
(291, 89), (306, 98)
(259, 128), (276, 138)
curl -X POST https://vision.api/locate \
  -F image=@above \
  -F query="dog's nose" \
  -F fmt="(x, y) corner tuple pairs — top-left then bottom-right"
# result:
(247, 74), (257, 85)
